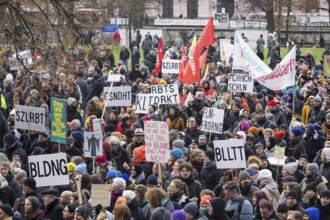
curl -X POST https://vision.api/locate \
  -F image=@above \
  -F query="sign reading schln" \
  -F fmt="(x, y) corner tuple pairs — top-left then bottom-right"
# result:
(200, 108), (224, 134)
(228, 73), (254, 93)
(15, 105), (45, 132)
(29, 153), (69, 187)
(214, 140), (246, 169)
(103, 86), (131, 106)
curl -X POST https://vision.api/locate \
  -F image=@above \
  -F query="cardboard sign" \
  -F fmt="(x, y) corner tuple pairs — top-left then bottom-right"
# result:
(29, 153), (69, 187)
(107, 74), (122, 82)
(103, 86), (131, 107)
(50, 98), (67, 144)
(274, 147), (285, 160)
(93, 119), (102, 132)
(136, 84), (179, 113)
(84, 132), (103, 158)
(214, 140), (246, 169)
(228, 73), (254, 92)
(200, 107), (224, 134)
(144, 121), (170, 163)
(91, 184), (111, 207)
(15, 105), (45, 132)
(161, 60), (180, 74)
(9, 50), (33, 70)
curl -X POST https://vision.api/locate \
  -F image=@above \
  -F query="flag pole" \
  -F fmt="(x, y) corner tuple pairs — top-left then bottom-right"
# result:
(101, 81), (113, 119)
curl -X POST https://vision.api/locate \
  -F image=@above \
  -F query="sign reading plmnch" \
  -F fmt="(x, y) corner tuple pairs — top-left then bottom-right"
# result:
(214, 140), (246, 169)
(200, 107), (224, 134)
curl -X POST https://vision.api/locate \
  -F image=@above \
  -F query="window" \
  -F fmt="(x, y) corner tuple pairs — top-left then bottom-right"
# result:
(163, 0), (174, 18)
(187, 0), (198, 19)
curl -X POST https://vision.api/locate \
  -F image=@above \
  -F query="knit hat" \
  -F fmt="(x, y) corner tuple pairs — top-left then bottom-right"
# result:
(205, 151), (215, 161)
(133, 146), (146, 162)
(287, 104), (293, 110)
(259, 169), (272, 180)
(200, 195), (212, 206)
(13, 168), (27, 181)
(183, 202), (198, 217)
(273, 131), (285, 141)
(314, 95), (322, 103)
(283, 162), (298, 175)
(281, 95), (288, 103)
(169, 130), (179, 139)
(241, 122), (251, 131)
(306, 163), (319, 175)
(95, 154), (107, 163)
(67, 97), (77, 106)
(281, 176), (297, 182)
(305, 183), (317, 193)
(268, 122), (278, 130)
(3, 133), (16, 145)
(320, 190), (330, 199)
(103, 142), (112, 154)
(171, 210), (187, 220)
(75, 163), (87, 174)
(248, 169), (257, 176)
(119, 174), (130, 183)
(299, 154), (309, 161)
(277, 203), (289, 213)
(150, 207), (166, 220)
(106, 169), (118, 180)
(266, 113), (275, 120)
(306, 124), (315, 134)
(67, 204), (78, 213)
(267, 100), (276, 107)
(40, 130), (49, 138)
(67, 163), (76, 173)
(23, 178), (36, 191)
(239, 170), (250, 181)
(286, 190), (299, 200)
(290, 127), (304, 137)
(285, 157), (297, 164)
(75, 205), (90, 218)
(248, 127), (259, 136)
(150, 113), (158, 120)
(173, 139), (185, 149)
(0, 204), (13, 216)
(71, 131), (84, 143)
(171, 148), (183, 159)
(147, 175), (158, 185)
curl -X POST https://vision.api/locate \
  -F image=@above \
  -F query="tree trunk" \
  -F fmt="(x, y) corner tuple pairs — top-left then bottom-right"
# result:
(266, 9), (275, 32)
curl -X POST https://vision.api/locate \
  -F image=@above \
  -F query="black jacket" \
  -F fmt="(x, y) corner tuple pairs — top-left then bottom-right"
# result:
(5, 171), (22, 198)
(44, 198), (64, 220)
(200, 161), (223, 190)
(128, 198), (146, 220)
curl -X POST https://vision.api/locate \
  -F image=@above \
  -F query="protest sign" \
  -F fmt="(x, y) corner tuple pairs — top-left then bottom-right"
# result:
(161, 60), (181, 74)
(107, 74), (122, 82)
(274, 147), (285, 160)
(214, 140), (246, 169)
(103, 86), (131, 107)
(228, 73), (254, 92)
(84, 132), (103, 157)
(200, 107), (224, 134)
(324, 55), (330, 77)
(93, 119), (102, 132)
(233, 33), (295, 90)
(29, 153), (69, 187)
(50, 98), (67, 144)
(9, 50), (33, 70)
(15, 105), (45, 132)
(136, 84), (179, 113)
(91, 184), (111, 207)
(219, 39), (233, 64)
(144, 121), (170, 163)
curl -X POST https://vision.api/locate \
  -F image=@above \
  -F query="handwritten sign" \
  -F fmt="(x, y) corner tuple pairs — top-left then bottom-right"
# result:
(228, 73), (254, 92)
(200, 108), (224, 134)
(91, 184), (111, 207)
(144, 121), (170, 163)
(51, 98), (67, 144)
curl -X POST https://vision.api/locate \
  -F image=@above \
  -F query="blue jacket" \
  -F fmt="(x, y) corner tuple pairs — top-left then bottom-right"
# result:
(225, 195), (253, 220)
(305, 207), (320, 220)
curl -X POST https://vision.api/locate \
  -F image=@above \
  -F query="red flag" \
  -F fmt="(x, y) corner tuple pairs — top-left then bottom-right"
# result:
(182, 43), (201, 84)
(199, 17), (214, 49)
(199, 47), (209, 70)
(178, 44), (186, 82)
(154, 37), (163, 77)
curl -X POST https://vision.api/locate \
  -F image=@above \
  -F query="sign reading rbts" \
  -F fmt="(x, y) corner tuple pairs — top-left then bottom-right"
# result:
(214, 140), (246, 169)
(228, 73), (254, 92)
(200, 108), (224, 134)
(29, 153), (69, 187)
(103, 86), (131, 106)
(162, 60), (180, 74)
(15, 105), (45, 132)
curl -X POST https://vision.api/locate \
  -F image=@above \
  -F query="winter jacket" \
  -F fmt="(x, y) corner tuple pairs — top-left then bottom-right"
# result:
(0, 175), (16, 207)
(183, 127), (204, 140)
(166, 117), (185, 131)
(271, 107), (287, 127)
(200, 161), (223, 190)
(44, 198), (64, 220)
(301, 175), (328, 202)
(4, 171), (22, 198)
(305, 207), (320, 220)
(304, 132), (325, 163)
(260, 183), (280, 208)
(128, 198), (146, 220)
(108, 147), (131, 174)
(17, 190), (44, 218)
(225, 195), (253, 220)
(67, 106), (81, 123)
(286, 137), (306, 160)
(320, 160), (330, 183)
(120, 48), (130, 61)
(302, 97), (314, 125)
(319, 203), (330, 220)
(181, 176), (202, 201)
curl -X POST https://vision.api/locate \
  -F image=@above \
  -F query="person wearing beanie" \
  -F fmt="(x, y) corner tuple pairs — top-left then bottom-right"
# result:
(200, 194), (212, 209)
(287, 127), (307, 160)
(67, 162), (76, 174)
(304, 123), (324, 163)
(3, 132), (27, 166)
(304, 183), (320, 208)
(286, 190), (305, 213)
(65, 136), (83, 157)
(301, 163), (328, 203)
(170, 148), (183, 160)
(319, 190), (330, 220)
(171, 210), (187, 220)
(131, 145), (147, 166)
(259, 169), (280, 204)
(302, 96), (315, 125)
(248, 126), (259, 137)
(183, 202), (199, 220)
(200, 150), (223, 190)
(0, 204), (13, 218)
(146, 175), (159, 188)
(172, 139), (188, 159)
(276, 203), (289, 219)
(75, 163), (87, 174)
(238, 170), (259, 203)
(267, 99), (287, 127)
(150, 207), (166, 220)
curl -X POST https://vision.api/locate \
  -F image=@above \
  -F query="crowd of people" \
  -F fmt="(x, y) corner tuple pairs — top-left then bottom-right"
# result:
(0, 28), (329, 220)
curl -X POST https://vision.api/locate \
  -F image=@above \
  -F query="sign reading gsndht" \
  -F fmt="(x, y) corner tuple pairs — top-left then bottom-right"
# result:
(51, 98), (67, 144)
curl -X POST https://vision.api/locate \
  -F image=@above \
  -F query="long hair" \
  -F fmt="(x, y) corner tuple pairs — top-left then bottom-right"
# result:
(114, 204), (131, 220)
(145, 188), (167, 209)
(171, 179), (189, 197)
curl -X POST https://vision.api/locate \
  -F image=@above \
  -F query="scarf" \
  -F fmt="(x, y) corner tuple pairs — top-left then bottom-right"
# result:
(25, 209), (44, 220)
(190, 159), (204, 173)
(171, 170), (180, 179)
(181, 175), (195, 185)
(112, 190), (124, 201)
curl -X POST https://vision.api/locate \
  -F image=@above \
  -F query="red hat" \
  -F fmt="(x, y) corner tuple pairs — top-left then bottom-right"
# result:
(103, 142), (112, 154)
(273, 131), (285, 141)
(132, 146), (146, 164)
(95, 154), (107, 163)
(200, 195), (212, 206)
(267, 100), (276, 107)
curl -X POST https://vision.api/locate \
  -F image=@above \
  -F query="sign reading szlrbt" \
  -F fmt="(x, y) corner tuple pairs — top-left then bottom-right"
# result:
(15, 105), (45, 132)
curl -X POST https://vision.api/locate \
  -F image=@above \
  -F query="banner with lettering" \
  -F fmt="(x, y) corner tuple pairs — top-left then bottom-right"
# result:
(50, 98), (67, 144)
(233, 33), (296, 90)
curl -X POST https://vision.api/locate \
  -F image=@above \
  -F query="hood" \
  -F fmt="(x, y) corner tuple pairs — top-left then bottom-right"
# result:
(0, 176), (8, 189)
(306, 96), (315, 106)
(305, 207), (320, 220)
(4, 171), (14, 182)
(265, 182), (278, 194)
(210, 198), (227, 219)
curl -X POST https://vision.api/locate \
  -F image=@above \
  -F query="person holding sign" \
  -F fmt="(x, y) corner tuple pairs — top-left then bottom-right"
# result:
(166, 105), (185, 132)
